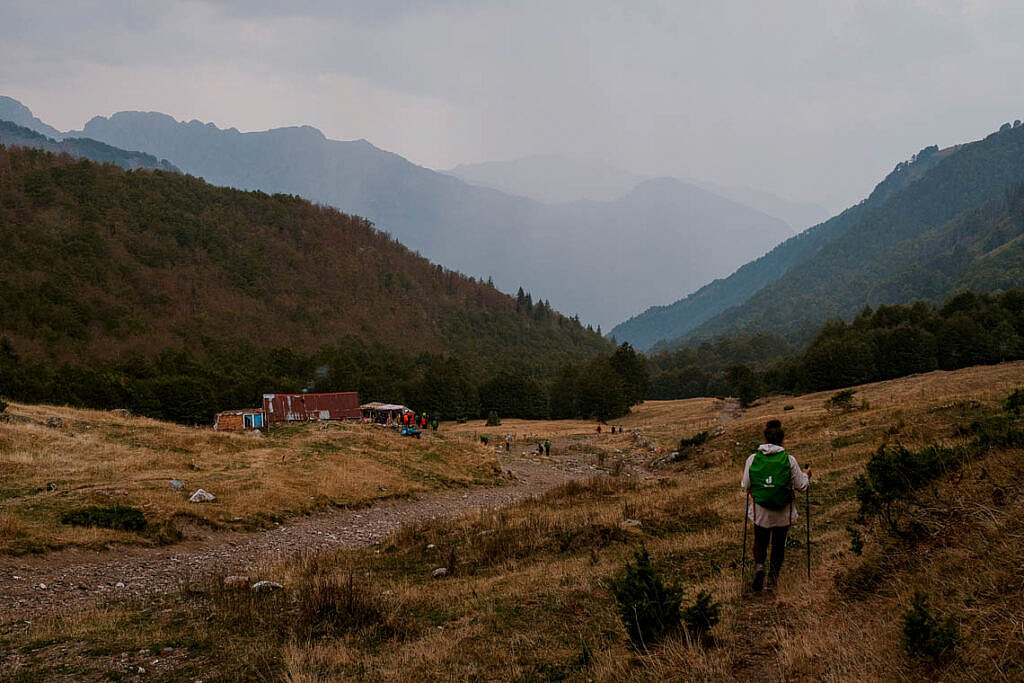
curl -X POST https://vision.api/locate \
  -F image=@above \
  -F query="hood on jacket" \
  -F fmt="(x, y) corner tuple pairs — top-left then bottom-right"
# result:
(756, 444), (785, 455)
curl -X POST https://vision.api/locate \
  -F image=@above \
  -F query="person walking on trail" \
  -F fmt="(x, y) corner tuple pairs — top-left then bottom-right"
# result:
(741, 419), (811, 592)
(544, 439), (551, 456)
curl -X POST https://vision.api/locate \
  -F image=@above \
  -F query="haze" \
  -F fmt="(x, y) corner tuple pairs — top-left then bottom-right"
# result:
(4, 1), (1024, 213)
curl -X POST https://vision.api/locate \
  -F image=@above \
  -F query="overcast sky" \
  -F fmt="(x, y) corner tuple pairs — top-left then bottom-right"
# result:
(3, 0), (1024, 211)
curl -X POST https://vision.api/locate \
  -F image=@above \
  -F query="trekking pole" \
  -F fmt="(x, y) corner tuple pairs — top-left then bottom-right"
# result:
(741, 492), (750, 587)
(805, 464), (811, 581)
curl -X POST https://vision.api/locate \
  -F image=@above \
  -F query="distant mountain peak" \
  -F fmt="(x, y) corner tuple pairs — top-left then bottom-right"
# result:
(0, 96), (64, 139)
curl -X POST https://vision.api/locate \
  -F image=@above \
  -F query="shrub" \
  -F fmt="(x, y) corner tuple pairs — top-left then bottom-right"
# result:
(486, 410), (501, 426)
(902, 592), (959, 661)
(825, 389), (857, 413)
(682, 590), (720, 637)
(607, 547), (682, 648)
(0, 398), (6, 413)
(783, 404), (795, 411)
(61, 505), (147, 532)
(676, 430), (710, 460)
(1004, 388), (1024, 414)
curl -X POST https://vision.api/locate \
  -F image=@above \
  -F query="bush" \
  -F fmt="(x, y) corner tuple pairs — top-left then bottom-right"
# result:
(676, 430), (710, 460)
(783, 404), (795, 411)
(825, 389), (857, 413)
(607, 547), (682, 648)
(682, 590), (720, 637)
(0, 398), (6, 413)
(902, 592), (959, 661)
(485, 410), (501, 426)
(1002, 388), (1024, 414)
(61, 505), (147, 532)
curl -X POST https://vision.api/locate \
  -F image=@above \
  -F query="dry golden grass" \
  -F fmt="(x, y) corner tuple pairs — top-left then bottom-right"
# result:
(3, 361), (1023, 681)
(0, 405), (500, 553)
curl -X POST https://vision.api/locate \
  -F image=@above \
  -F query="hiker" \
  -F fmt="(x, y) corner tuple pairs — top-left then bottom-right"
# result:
(741, 419), (811, 592)
(544, 439), (551, 456)
(596, 424), (602, 434)
(480, 434), (489, 445)
(431, 419), (438, 432)
(505, 434), (511, 452)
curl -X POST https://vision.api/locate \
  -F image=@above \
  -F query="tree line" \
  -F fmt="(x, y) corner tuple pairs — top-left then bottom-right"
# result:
(0, 336), (648, 425)
(648, 288), (1024, 405)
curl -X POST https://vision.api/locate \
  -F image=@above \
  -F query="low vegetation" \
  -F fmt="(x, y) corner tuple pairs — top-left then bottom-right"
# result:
(2, 362), (1021, 680)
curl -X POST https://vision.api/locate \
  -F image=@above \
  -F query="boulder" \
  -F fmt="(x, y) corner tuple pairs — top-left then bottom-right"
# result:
(189, 489), (215, 503)
(251, 580), (284, 593)
(169, 480), (185, 491)
(432, 567), (448, 578)
(45, 416), (64, 428)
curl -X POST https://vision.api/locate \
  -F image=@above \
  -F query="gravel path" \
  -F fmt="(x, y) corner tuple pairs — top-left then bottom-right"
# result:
(0, 454), (598, 622)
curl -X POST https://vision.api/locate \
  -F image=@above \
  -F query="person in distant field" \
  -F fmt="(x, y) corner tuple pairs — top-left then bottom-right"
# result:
(544, 439), (551, 456)
(431, 419), (438, 432)
(505, 434), (511, 452)
(596, 424), (602, 434)
(537, 442), (544, 455)
(741, 419), (811, 592)
(480, 434), (489, 445)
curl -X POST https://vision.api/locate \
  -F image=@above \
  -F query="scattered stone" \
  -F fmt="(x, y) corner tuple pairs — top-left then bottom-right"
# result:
(189, 489), (215, 503)
(169, 480), (185, 491)
(37, 583), (47, 590)
(251, 580), (284, 593)
(45, 416), (64, 428)
(426, 543), (436, 550)
(432, 567), (448, 578)
(115, 582), (125, 588)
(223, 575), (249, 590)
(46, 482), (58, 491)
(136, 666), (146, 674)
(621, 519), (643, 529)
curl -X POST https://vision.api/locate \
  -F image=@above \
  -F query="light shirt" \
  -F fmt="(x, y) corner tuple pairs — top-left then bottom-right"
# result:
(740, 444), (809, 528)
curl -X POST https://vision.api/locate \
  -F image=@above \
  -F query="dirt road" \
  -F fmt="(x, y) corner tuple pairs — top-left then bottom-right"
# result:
(0, 454), (603, 622)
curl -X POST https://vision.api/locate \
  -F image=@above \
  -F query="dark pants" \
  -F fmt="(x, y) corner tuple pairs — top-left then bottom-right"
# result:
(753, 525), (789, 577)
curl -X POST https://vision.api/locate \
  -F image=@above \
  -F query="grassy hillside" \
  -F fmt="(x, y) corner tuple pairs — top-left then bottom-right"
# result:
(3, 362), (1021, 680)
(0, 401), (500, 554)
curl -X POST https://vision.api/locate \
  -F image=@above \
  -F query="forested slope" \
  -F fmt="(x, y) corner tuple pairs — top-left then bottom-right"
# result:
(0, 145), (612, 420)
(0, 120), (179, 172)
(681, 124), (1024, 344)
(610, 145), (949, 350)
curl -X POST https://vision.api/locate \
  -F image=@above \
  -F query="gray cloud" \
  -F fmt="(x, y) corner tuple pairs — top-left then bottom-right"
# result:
(3, 0), (1024, 211)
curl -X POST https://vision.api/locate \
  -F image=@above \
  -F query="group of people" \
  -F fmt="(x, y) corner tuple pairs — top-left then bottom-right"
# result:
(495, 433), (551, 456)
(400, 412), (438, 432)
(595, 424), (624, 434)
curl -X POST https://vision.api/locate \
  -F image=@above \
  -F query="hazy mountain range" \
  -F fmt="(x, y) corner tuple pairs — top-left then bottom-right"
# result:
(0, 97), (798, 329)
(613, 122), (1024, 350)
(446, 155), (830, 231)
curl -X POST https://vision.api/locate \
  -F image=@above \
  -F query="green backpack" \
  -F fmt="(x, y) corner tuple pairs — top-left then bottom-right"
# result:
(748, 450), (792, 510)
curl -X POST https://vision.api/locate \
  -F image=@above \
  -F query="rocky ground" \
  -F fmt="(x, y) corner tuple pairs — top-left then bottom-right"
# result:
(0, 448), (638, 622)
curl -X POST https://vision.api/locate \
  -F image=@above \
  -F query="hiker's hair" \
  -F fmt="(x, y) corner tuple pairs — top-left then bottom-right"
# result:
(764, 419), (784, 446)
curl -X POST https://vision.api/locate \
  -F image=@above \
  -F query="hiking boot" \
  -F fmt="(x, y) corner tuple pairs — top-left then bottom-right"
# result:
(752, 569), (765, 592)
(765, 574), (778, 592)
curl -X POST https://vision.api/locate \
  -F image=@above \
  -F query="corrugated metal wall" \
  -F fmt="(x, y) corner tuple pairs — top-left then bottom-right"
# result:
(262, 392), (361, 424)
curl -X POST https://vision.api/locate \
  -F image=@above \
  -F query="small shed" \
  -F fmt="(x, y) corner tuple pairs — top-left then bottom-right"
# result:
(361, 402), (413, 425)
(262, 392), (361, 425)
(214, 409), (265, 431)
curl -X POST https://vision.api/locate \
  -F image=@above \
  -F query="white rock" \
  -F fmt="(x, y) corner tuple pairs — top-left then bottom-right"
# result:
(432, 567), (448, 578)
(38, 583), (47, 590)
(426, 543), (436, 550)
(251, 580), (284, 593)
(115, 581), (125, 588)
(189, 489), (216, 503)
(169, 480), (185, 491)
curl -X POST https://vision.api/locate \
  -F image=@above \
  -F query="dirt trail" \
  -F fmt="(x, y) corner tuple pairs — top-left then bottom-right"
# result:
(0, 454), (599, 622)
